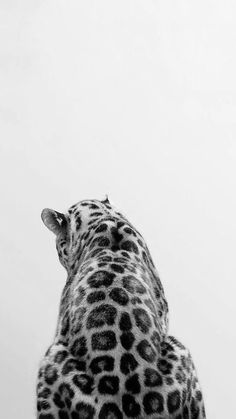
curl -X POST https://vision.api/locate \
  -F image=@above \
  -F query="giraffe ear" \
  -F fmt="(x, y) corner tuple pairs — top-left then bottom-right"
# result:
(41, 208), (67, 235)
(102, 195), (110, 204)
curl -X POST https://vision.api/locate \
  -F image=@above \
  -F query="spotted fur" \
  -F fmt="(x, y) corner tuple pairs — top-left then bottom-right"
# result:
(37, 198), (206, 418)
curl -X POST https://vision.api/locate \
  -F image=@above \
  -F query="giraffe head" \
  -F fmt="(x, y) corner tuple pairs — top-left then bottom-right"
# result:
(41, 197), (115, 271)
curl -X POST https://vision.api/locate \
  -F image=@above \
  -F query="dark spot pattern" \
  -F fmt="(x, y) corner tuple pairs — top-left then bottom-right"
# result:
(113, 257), (126, 263)
(117, 221), (125, 229)
(72, 402), (95, 419)
(120, 332), (135, 350)
(53, 393), (65, 409)
(120, 353), (139, 375)
(143, 391), (164, 414)
(98, 375), (119, 395)
(111, 227), (123, 243)
(89, 204), (99, 209)
(73, 374), (94, 395)
(196, 390), (203, 401)
(131, 296), (142, 305)
(98, 403), (123, 419)
(168, 353), (178, 361)
(133, 307), (152, 334)
(86, 304), (117, 329)
(98, 262), (107, 267)
(175, 370), (186, 384)
(119, 312), (132, 331)
(144, 368), (163, 387)
(53, 383), (74, 410)
(123, 227), (133, 235)
(38, 400), (50, 410)
(61, 359), (86, 375)
(89, 355), (114, 374)
(142, 251), (148, 265)
(122, 275), (146, 294)
(38, 388), (51, 399)
(71, 336), (87, 357)
(87, 291), (106, 304)
(190, 397), (200, 418)
(121, 240), (139, 254)
(95, 224), (108, 233)
(166, 376), (174, 385)
(110, 287), (129, 305)
(157, 358), (173, 375)
(122, 394), (141, 417)
(92, 331), (117, 351)
(136, 339), (156, 363)
(154, 286), (161, 299)
(111, 263), (124, 273)
(87, 271), (115, 288)
(125, 373), (141, 394)
(44, 364), (58, 385)
(121, 251), (130, 258)
(167, 390), (181, 414)
(90, 211), (103, 217)
(59, 383), (74, 399)
(100, 255), (112, 262)
(54, 350), (68, 364)
(97, 237), (110, 247)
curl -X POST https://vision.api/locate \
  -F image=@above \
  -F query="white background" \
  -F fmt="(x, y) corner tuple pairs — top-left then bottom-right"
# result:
(0, 1), (235, 418)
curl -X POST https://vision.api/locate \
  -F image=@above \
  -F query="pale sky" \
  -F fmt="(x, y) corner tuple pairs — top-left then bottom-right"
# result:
(0, 1), (236, 418)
